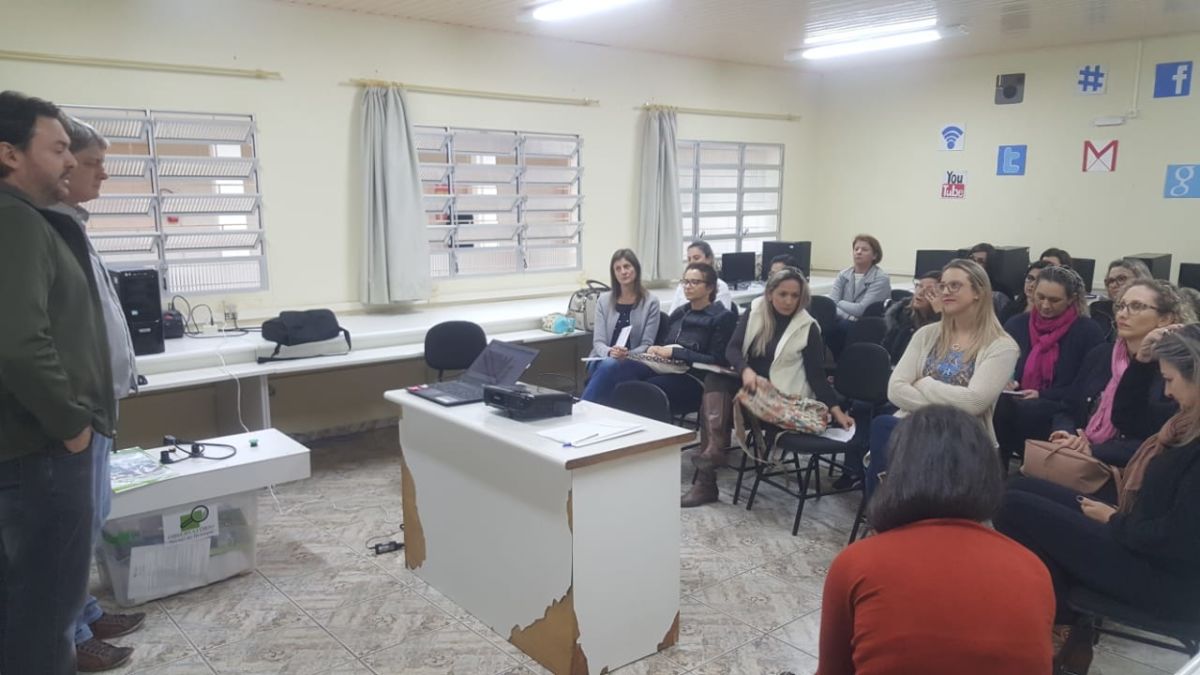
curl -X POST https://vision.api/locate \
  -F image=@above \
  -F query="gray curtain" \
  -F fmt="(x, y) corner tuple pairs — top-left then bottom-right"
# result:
(636, 108), (683, 282)
(361, 87), (431, 304)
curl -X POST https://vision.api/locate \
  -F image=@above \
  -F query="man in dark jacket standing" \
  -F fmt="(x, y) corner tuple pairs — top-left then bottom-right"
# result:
(0, 91), (116, 674)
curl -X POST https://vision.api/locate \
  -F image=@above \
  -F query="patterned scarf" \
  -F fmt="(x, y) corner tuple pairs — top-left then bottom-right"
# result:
(1118, 412), (1191, 513)
(1084, 341), (1131, 444)
(1020, 307), (1079, 391)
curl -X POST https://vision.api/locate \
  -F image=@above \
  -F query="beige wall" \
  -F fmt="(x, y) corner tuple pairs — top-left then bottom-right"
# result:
(3, 0), (818, 317)
(807, 33), (1200, 279)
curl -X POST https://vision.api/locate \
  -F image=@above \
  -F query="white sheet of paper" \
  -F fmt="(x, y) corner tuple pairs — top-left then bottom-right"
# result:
(820, 424), (856, 443)
(128, 539), (210, 600)
(537, 422), (644, 447)
(616, 326), (632, 348)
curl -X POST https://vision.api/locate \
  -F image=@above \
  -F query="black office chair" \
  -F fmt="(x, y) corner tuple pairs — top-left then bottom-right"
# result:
(808, 295), (837, 336)
(654, 311), (671, 346)
(610, 381), (672, 424)
(744, 343), (892, 536)
(846, 317), (887, 346)
(1068, 586), (1200, 658)
(424, 321), (487, 381)
(1091, 300), (1116, 342)
(890, 289), (914, 304)
(862, 300), (886, 318)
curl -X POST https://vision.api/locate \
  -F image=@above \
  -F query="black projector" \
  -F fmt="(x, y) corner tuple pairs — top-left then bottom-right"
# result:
(483, 384), (575, 420)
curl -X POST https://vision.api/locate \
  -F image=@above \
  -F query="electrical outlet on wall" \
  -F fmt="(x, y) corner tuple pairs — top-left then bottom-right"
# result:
(223, 302), (238, 325)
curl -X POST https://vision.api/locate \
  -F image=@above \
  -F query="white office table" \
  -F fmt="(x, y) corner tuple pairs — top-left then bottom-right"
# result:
(385, 390), (693, 675)
(110, 429), (311, 520)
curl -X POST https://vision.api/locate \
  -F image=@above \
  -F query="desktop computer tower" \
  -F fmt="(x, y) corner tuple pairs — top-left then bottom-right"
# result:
(989, 246), (1030, 299)
(1130, 253), (1172, 281)
(1070, 257), (1096, 294)
(113, 268), (165, 356)
(1179, 263), (1200, 292)
(760, 241), (812, 279)
(914, 250), (959, 278)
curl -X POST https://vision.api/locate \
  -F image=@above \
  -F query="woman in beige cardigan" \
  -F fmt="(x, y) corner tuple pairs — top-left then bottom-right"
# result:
(864, 259), (1019, 497)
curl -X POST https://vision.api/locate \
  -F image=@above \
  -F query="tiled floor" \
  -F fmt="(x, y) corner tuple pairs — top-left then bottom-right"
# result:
(98, 429), (1189, 674)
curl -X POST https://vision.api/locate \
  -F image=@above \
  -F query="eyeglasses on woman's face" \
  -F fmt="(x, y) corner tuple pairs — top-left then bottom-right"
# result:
(938, 281), (967, 295)
(1115, 300), (1160, 314)
(1104, 273), (1131, 288)
(681, 278), (708, 287)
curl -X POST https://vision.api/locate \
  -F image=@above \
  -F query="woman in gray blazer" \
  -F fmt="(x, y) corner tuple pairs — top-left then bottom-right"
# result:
(828, 233), (890, 357)
(581, 249), (661, 404)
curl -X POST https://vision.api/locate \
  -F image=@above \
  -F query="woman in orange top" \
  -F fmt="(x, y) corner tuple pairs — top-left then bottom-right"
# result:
(818, 405), (1054, 675)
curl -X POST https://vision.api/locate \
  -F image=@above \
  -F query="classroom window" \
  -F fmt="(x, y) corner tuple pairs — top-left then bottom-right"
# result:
(678, 140), (784, 259)
(415, 126), (583, 278)
(60, 106), (267, 295)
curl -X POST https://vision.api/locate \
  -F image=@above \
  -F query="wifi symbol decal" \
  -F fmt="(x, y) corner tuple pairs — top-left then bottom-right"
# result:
(940, 124), (965, 151)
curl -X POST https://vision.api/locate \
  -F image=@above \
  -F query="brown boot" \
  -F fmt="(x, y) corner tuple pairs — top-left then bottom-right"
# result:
(1054, 621), (1094, 675)
(681, 468), (718, 507)
(693, 390), (733, 470)
(77, 638), (134, 672)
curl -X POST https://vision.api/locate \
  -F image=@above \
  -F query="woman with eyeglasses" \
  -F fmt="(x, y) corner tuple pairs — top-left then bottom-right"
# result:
(995, 266), (1105, 465)
(863, 259), (1019, 498)
(1089, 258), (1154, 341)
(681, 267), (852, 506)
(668, 240), (733, 313)
(584, 261), (735, 410)
(998, 260), (1053, 325)
(818, 406), (1054, 675)
(882, 270), (942, 365)
(1044, 280), (1196, 473)
(995, 324), (1200, 673)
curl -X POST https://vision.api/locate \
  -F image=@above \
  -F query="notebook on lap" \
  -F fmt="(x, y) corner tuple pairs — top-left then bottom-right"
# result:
(410, 340), (539, 406)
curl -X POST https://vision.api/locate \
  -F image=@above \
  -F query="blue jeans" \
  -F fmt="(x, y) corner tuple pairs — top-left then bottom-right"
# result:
(581, 358), (653, 406)
(0, 434), (100, 675)
(864, 414), (901, 499)
(74, 432), (113, 644)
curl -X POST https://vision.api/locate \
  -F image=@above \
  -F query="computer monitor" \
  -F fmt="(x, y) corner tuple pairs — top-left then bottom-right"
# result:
(1071, 257), (1096, 294)
(761, 241), (812, 280)
(720, 252), (757, 290)
(1130, 253), (1172, 280)
(989, 246), (1030, 299)
(914, 250), (959, 278)
(1179, 263), (1200, 292)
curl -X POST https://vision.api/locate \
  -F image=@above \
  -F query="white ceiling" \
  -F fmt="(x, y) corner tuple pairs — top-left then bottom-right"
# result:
(274, 0), (1200, 69)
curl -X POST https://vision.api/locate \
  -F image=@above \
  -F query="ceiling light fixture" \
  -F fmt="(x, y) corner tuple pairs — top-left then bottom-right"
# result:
(803, 17), (938, 46)
(787, 23), (965, 61)
(523, 0), (645, 22)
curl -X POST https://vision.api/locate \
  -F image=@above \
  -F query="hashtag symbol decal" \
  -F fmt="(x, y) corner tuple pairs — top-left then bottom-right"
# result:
(1078, 65), (1105, 93)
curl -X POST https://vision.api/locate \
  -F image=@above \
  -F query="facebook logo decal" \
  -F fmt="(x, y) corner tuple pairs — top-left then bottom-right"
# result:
(1154, 61), (1193, 98)
(996, 145), (1028, 176)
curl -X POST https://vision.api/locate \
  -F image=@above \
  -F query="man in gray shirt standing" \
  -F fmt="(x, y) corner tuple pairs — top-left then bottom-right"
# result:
(51, 116), (144, 672)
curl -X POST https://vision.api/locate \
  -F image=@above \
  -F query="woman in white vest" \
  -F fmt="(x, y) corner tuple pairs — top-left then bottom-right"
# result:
(682, 267), (854, 507)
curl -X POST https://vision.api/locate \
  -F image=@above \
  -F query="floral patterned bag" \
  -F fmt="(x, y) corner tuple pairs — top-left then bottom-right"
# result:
(735, 379), (828, 434)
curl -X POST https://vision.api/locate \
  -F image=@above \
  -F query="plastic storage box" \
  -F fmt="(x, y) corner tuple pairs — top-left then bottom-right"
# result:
(97, 491), (257, 606)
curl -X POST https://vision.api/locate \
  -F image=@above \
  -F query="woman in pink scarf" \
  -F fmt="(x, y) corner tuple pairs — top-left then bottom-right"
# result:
(1048, 280), (1196, 471)
(995, 267), (1105, 465)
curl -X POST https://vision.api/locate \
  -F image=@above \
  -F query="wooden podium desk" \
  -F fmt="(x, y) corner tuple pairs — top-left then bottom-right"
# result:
(384, 390), (692, 675)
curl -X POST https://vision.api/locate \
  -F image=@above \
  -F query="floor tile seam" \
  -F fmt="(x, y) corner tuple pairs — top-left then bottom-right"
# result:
(153, 599), (219, 674)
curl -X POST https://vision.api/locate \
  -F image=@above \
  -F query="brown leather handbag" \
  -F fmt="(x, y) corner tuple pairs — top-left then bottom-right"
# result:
(1020, 439), (1120, 494)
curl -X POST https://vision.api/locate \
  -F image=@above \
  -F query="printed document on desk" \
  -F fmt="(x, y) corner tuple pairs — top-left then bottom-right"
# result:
(537, 422), (644, 447)
(820, 425), (856, 443)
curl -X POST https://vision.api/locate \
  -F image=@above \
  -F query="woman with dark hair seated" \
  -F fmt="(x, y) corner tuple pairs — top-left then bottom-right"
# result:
(995, 266), (1104, 464)
(583, 262), (735, 410)
(1040, 247), (1073, 269)
(1048, 280), (1195, 469)
(998, 260), (1053, 325)
(881, 270), (941, 365)
(995, 324), (1200, 673)
(817, 405), (1054, 675)
(681, 268), (852, 507)
(580, 249), (660, 403)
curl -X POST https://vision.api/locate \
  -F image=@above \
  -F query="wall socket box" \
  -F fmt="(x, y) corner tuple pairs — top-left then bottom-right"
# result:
(223, 302), (238, 325)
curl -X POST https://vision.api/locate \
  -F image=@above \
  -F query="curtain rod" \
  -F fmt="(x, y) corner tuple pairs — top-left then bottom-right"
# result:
(639, 103), (800, 122)
(344, 79), (599, 107)
(0, 49), (282, 80)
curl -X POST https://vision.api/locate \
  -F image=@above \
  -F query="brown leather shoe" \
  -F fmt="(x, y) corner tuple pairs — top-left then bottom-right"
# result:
(76, 638), (134, 672)
(90, 611), (146, 640)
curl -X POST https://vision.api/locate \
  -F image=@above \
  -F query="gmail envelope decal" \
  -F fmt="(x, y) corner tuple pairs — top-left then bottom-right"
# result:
(1083, 140), (1118, 173)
